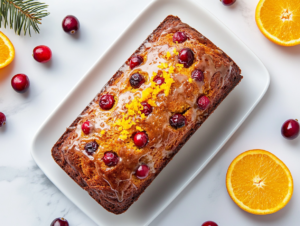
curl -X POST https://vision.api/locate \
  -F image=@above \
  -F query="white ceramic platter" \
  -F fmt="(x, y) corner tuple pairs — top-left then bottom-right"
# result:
(31, 0), (270, 225)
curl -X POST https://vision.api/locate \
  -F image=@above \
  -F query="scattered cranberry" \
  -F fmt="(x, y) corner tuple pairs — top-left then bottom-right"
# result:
(141, 102), (152, 116)
(33, 45), (52, 63)
(130, 55), (143, 69)
(11, 74), (30, 93)
(0, 112), (6, 127)
(221, 0), (236, 6)
(191, 69), (204, 82)
(281, 119), (300, 140)
(154, 76), (165, 86)
(133, 132), (148, 148)
(170, 113), (186, 129)
(173, 31), (187, 43)
(82, 121), (92, 135)
(202, 221), (218, 226)
(99, 94), (115, 110)
(135, 164), (149, 179)
(197, 96), (210, 110)
(130, 73), (145, 88)
(103, 151), (119, 166)
(84, 141), (99, 155)
(50, 217), (69, 226)
(178, 48), (194, 68)
(62, 15), (80, 34)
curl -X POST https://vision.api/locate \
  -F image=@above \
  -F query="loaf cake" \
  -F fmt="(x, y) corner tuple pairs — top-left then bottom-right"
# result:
(52, 15), (242, 214)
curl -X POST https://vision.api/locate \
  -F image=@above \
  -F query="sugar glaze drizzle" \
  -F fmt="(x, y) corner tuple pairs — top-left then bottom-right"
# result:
(60, 22), (234, 202)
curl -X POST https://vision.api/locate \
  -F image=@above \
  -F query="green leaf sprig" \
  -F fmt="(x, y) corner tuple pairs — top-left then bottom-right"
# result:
(0, 0), (50, 36)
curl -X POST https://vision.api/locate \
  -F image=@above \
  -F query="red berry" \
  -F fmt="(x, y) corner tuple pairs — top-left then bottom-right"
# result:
(154, 76), (165, 86)
(0, 112), (6, 127)
(81, 121), (92, 135)
(130, 73), (145, 88)
(133, 132), (148, 148)
(99, 94), (115, 110)
(173, 31), (187, 43)
(11, 74), (30, 93)
(202, 221), (218, 226)
(135, 164), (149, 179)
(141, 102), (152, 116)
(84, 141), (99, 155)
(50, 217), (69, 226)
(197, 96), (210, 110)
(170, 113), (186, 129)
(281, 119), (300, 140)
(221, 0), (236, 6)
(62, 15), (80, 34)
(191, 69), (204, 82)
(103, 151), (119, 166)
(178, 48), (194, 68)
(33, 45), (52, 63)
(130, 55), (143, 69)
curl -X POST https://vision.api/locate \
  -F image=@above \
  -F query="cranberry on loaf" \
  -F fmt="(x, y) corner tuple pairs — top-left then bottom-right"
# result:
(52, 15), (242, 214)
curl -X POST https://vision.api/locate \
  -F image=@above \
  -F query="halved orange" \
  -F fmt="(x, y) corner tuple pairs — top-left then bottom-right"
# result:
(226, 149), (293, 215)
(0, 31), (15, 69)
(255, 0), (300, 46)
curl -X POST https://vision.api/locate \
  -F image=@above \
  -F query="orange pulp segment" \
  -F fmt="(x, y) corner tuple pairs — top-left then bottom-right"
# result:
(255, 0), (300, 46)
(226, 149), (293, 215)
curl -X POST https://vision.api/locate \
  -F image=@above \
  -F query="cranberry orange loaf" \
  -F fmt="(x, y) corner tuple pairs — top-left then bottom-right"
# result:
(52, 15), (242, 214)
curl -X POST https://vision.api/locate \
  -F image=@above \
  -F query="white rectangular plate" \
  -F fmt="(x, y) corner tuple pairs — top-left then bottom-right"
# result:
(31, 0), (270, 225)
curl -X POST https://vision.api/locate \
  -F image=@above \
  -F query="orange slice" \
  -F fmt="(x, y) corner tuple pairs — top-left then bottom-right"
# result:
(255, 0), (300, 46)
(0, 31), (15, 69)
(226, 149), (293, 215)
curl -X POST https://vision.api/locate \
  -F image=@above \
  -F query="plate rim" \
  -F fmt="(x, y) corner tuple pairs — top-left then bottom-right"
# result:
(31, 0), (270, 225)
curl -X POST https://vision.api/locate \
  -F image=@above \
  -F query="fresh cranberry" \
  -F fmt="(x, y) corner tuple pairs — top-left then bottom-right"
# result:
(191, 69), (204, 82)
(202, 221), (218, 226)
(130, 55), (143, 69)
(62, 15), (80, 34)
(130, 73), (145, 88)
(197, 96), (210, 110)
(170, 113), (186, 129)
(135, 164), (149, 179)
(103, 151), (119, 166)
(141, 102), (152, 116)
(173, 31), (187, 43)
(11, 74), (30, 93)
(154, 76), (165, 86)
(0, 112), (6, 127)
(281, 119), (300, 140)
(133, 132), (148, 148)
(84, 141), (99, 155)
(33, 45), (52, 63)
(221, 0), (236, 6)
(99, 94), (115, 110)
(82, 121), (92, 135)
(178, 48), (194, 68)
(50, 217), (69, 226)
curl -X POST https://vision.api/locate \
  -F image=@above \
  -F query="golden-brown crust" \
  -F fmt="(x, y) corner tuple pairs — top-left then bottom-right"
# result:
(51, 15), (242, 214)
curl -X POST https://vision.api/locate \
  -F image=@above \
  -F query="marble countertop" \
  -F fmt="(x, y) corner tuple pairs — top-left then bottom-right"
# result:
(1, 0), (300, 225)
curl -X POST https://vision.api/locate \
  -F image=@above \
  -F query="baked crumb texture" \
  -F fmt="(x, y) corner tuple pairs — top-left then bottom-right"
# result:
(52, 15), (242, 214)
